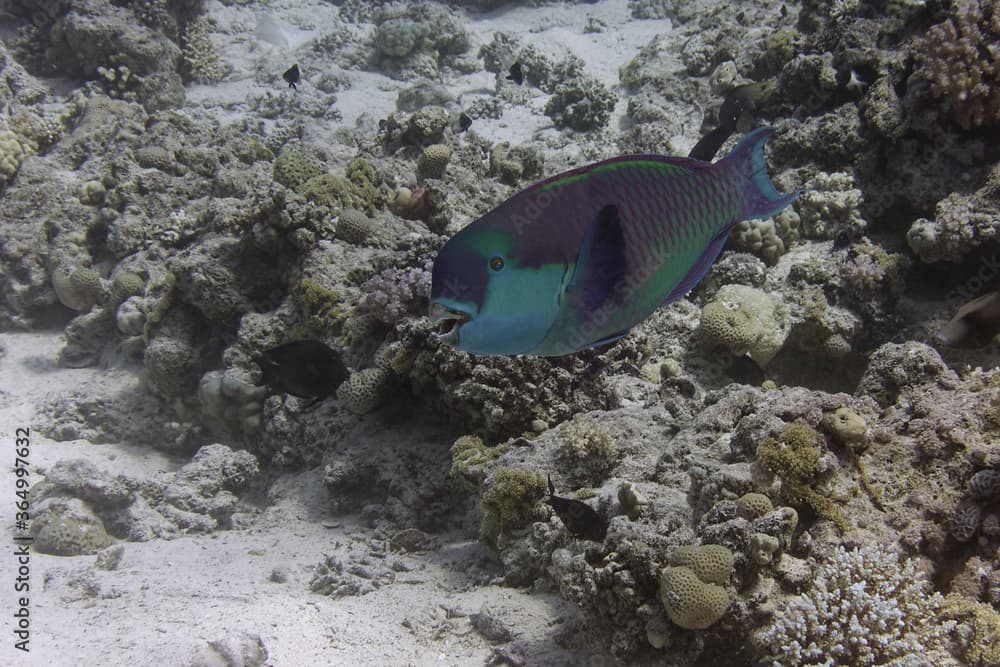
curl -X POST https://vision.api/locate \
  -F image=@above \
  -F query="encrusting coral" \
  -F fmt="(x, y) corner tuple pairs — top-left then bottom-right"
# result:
(756, 423), (849, 532)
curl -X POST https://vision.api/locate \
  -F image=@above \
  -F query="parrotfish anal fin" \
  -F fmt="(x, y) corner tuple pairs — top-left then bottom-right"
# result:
(584, 327), (630, 349)
(567, 204), (627, 311)
(662, 226), (732, 304)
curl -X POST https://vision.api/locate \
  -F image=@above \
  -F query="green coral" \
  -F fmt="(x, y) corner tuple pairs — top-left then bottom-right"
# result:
(273, 145), (325, 190)
(450, 435), (509, 492)
(142, 271), (176, 341)
(335, 209), (376, 245)
(416, 143), (451, 180)
(757, 423), (848, 532)
(292, 277), (345, 335)
(749, 532), (780, 565)
(79, 179), (106, 205)
(481, 467), (546, 531)
(736, 492), (774, 518)
(301, 162), (381, 215)
(942, 593), (1000, 666)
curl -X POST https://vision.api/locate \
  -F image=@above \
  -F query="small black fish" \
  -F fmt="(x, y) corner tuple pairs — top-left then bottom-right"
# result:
(544, 475), (608, 542)
(505, 62), (524, 85)
(688, 81), (775, 162)
(458, 112), (473, 132)
(937, 291), (1000, 348)
(255, 340), (348, 401)
(726, 352), (767, 386)
(283, 64), (300, 90)
(834, 225), (865, 248)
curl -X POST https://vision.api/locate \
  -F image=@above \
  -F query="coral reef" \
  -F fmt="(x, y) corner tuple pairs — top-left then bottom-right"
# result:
(699, 284), (790, 366)
(917, 0), (1000, 129)
(755, 545), (957, 666)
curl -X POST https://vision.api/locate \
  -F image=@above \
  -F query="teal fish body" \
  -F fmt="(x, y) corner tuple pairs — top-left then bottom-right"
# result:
(430, 127), (799, 356)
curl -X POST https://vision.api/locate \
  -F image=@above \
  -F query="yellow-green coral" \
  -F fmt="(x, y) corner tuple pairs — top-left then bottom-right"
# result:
(659, 564), (734, 630)
(482, 467), (546, 530)
(109, 270), (145, 306)
(669, 544), (735, 586)
(292, 277), (345, 335)
(618, 481), (648, 520)
(416, 143), (451, 180)
(450, 435), (509, 492)
(736, 492), (774, 518)
(942, 593), (1000, 666)
(0, 129), (25, 187)
(822, 407), (868, 449)
(559, 415), (617, 483)
(274, 145), (326, 190)
(335, 209), (375, 245)
(757, 423), (848, 532)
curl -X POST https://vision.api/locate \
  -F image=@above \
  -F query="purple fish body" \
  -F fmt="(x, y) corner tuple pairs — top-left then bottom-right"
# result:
(430, 127), (799, 356)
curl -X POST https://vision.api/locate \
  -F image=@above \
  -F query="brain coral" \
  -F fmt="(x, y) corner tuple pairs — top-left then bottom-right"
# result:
(669, 544), (735, 586)
(273, 145), (325, 190)
(336, 367), (390, 414)
(699, 284), (790, 366)
(0, 129), (25, 186)
(917, 0), (1000, 129)
(659, 564), (734, 630)
(52, 265), (103, 312)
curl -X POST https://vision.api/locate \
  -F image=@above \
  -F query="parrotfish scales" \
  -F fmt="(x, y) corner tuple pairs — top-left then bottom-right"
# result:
(430, 127), (799, 356)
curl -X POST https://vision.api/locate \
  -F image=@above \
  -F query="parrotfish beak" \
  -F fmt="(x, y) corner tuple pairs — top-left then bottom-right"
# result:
(429, 301), (471, 347)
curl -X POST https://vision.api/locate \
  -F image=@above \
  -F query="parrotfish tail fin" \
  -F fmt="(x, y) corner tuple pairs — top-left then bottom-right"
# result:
(724, 126), (800, 220)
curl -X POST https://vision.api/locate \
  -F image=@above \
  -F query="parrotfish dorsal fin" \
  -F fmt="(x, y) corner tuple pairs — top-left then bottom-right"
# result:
(566, 204), (627, 311)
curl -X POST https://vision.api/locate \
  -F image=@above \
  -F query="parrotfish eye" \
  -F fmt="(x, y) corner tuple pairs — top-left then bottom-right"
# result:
(488, 255), (505, 272)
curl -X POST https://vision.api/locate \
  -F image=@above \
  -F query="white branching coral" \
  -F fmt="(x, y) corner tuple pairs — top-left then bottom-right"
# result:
(755, 544), (958, 667)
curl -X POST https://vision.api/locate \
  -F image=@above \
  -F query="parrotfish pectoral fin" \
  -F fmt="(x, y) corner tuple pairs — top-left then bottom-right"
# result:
(724, 126), (801, 220)
(566, 204), (627, 311)
(662, 226), (732, 304)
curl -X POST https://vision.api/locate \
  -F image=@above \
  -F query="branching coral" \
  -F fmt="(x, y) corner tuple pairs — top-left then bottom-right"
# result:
(917, 0), (1000, 129)
(360, 266), (431, 324)
(755, 544), (957, 666)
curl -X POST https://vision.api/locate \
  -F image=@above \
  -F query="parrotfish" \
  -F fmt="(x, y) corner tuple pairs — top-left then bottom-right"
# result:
(430, 126), (799, 356)
(936, 290), (1000, 348)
